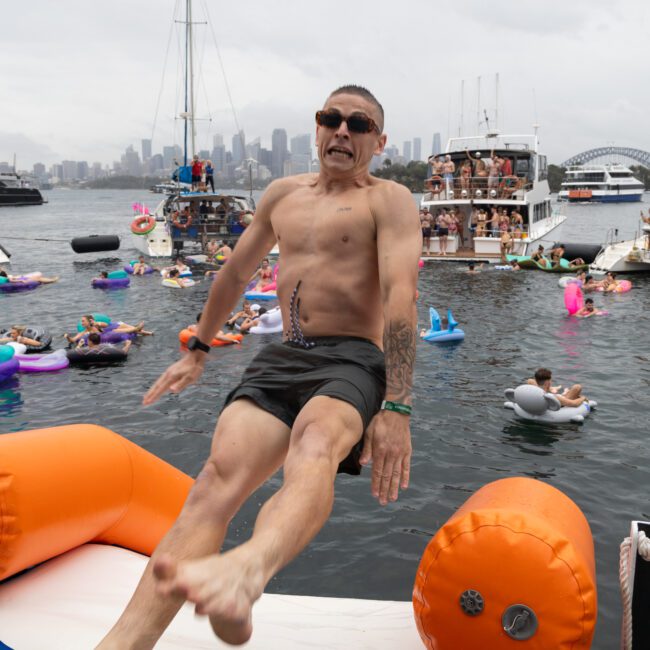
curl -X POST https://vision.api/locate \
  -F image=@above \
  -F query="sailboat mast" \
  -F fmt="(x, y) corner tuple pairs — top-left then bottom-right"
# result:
(188, 0), (196, 159)
(183, 0), (190, 166)
(495, 72), (499, 132)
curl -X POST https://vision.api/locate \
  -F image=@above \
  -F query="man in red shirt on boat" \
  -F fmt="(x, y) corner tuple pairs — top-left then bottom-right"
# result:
(98, 85), (420, 648)
(191, 154), (203, 191)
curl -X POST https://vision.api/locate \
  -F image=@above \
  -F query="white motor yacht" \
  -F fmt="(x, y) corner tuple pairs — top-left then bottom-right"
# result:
(559, 164), (644, 203)
(420, 133), (566, 261)
(590, 223), (650, 273)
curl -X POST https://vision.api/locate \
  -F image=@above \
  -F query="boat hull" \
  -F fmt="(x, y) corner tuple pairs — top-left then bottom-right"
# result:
(0, 188), (44, 206)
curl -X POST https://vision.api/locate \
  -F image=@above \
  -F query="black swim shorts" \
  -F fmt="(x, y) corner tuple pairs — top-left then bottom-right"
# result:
(221, 337), (386, 475)
(422, 227), (432, 237)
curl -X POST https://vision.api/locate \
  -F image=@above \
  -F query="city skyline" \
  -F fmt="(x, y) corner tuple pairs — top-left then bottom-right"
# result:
(3, 1), (649, 171)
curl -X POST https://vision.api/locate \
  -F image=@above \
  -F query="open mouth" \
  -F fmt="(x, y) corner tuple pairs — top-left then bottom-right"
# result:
(327, 147), (353, 159)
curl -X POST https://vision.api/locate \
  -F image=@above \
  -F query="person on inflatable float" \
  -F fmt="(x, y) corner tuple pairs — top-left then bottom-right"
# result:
(225, 300), (257, 328)
(527, 367), (588, 407)
(87, 332), (132, 354)
(0, 325), (41, 347)
(249, 257), (274, 292)
(0, 270), (59, 284)
(98, 84), (420, 649)
(189, 312), (240, 345)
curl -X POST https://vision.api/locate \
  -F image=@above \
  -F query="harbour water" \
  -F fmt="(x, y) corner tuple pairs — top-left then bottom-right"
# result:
(1, 189), (649, 648)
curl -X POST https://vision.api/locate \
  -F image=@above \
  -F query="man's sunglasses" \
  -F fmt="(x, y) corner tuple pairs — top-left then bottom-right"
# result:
(315, 110), (380, 135)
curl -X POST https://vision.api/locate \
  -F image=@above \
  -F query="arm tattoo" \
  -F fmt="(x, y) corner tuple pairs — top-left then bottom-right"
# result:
(383, 319), (416, 404)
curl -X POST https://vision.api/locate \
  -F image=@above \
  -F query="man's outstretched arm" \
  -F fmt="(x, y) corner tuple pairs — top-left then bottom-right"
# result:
(360, 182), (421, 505)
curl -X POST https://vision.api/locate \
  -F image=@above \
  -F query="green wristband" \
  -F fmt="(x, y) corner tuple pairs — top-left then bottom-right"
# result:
(381, 400), (412, 416)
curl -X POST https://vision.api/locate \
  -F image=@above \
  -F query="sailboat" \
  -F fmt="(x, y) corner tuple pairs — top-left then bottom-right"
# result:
(131, 0), (255, 258)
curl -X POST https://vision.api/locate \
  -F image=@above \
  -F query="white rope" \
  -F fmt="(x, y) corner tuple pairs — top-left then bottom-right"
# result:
(620, 530), (650, 650)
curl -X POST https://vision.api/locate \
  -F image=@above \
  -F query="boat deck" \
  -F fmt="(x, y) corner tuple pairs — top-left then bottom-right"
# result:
(0, 544), (423, 649)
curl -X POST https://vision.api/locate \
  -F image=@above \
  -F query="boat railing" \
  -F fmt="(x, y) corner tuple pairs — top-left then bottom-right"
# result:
(422, 175), (533, 202)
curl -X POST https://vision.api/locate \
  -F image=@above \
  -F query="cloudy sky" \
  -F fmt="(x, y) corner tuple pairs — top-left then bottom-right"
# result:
(2, 0), (649, 169)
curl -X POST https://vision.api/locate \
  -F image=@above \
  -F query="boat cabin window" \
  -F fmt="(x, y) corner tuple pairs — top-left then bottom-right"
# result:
(609, 171), (632, 178)
(537, 155), (547, 181)
(515, 156), (535, 181)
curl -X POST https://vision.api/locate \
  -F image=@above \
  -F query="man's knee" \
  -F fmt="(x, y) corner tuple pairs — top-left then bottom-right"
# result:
(285, 421), (341, 476)
(184, 455), (244, 516)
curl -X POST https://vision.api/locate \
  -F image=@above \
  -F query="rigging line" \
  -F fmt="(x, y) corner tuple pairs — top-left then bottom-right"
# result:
(196, 10), (214, 138)
(172, 13), (185, 152)
(202, 1), (245, 152)
(1, 236), (70, 243)
(150, 0), (180, 145)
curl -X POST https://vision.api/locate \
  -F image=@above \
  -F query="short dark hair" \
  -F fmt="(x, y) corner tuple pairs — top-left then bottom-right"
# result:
(585, 275), (593, 282)
(468, 263), (475, 270)
(534, 367), (552, 384)
(258, 308), (267, 316)
(585, 298), (594, 304)
(328, 85), (384, 131)
(88, 333), (101, 345)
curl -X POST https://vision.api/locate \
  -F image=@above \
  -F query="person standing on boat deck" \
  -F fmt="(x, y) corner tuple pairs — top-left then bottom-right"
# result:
(204, 160), (215, 192)
(420, 208), (433, 256)
(487, 151), (501, 194)
(191, 155), (203, 191)
(97, 84), (420, 649)
(442, 154), (455, 197)
(466, 149), (488, 188)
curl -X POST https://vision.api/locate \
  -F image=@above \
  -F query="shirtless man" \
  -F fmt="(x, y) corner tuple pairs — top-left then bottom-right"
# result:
(420, 208), (433, 255)
(98, 85), (420, 648)
(441, 154), (455, 197)
(575, 298), (605, 318)
(466, 149), (488, 187)
(527, 367), (587, 407)
(487, 151), (501, 193)
(215, 240), (233, 262)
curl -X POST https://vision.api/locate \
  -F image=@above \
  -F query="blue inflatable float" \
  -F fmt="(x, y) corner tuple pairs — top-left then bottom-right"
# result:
(421, 307), (465, 343)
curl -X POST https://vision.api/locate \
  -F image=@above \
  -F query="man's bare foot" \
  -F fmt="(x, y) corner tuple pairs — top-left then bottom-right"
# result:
(154, 549), (265, 646)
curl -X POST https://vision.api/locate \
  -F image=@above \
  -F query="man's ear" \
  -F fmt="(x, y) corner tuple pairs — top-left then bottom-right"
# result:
(374, 133), (387, 156)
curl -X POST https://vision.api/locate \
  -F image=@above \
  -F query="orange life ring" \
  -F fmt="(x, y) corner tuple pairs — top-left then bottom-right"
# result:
(172, 213), (193, 229)
(424, 176), (444, 195)
(178, 328), (242, 347)
(130, 215), (156, 235)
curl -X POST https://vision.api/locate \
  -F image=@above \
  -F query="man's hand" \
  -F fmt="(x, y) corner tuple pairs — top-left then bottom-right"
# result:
(359, 410), (412, 506)
(143, 353), (206, 406)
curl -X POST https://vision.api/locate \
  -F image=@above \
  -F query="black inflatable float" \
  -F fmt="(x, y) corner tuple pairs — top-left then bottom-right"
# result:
(550, 242), (603, 265)
(70, 235), (120, 254)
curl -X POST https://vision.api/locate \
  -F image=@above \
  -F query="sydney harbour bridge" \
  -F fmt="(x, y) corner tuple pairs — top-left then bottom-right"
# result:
(561, 146), (650, 168)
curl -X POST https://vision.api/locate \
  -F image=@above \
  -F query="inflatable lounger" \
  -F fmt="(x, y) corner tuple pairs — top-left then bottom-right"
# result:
(504, 384), (596, 424)
(421, 307), (464, 343)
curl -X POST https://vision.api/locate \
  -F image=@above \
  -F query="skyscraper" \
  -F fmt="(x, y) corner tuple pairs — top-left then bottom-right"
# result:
(213, 133), (224, 148)
(271, 128), (288, 178)
(141, 139), (152, 161)
(290, 134), (311, 156)
(212, 144), (226, 173)
(413, 137), (422, 162)
(232, 130), (245, 165)
(403, 141), (412, 163)
(432, 133), (441, 156)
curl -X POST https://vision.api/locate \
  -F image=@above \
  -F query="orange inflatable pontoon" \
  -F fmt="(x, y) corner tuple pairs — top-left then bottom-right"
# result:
(0, 424), (193, 581)
(413, 477), (597, 649)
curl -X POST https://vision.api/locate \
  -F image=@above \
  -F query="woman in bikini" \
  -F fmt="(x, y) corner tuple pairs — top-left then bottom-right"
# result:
(250, 258), (274, 291)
